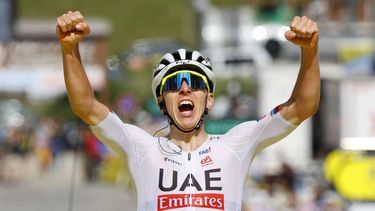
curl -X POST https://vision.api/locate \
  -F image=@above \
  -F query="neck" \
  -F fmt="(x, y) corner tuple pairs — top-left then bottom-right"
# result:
(167, 124), (208, 152)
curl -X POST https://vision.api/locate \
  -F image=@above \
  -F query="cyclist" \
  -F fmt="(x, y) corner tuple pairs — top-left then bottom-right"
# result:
(56, 11), (320, 211)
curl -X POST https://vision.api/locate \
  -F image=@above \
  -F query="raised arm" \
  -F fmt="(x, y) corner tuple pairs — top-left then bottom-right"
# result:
(56, 11), (109, 125)
(279, 16), (320, 125)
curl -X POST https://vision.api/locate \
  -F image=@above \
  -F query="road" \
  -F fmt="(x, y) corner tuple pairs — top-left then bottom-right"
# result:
(0, 181), (136, 211)
(0, 153), (137, 211)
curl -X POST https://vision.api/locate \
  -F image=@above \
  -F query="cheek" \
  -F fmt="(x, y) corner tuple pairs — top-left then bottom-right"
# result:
(198, 95), (210, 109)
(163, 94), (176, 108)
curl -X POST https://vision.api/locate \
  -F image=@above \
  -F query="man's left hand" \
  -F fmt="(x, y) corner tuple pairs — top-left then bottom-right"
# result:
(285, 16), (319, 49)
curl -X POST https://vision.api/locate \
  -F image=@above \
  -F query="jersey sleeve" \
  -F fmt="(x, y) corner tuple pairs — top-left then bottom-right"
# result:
(224, 108), (297, 156)
(90, 112), (155, 160)
(252, 111), (297, 153)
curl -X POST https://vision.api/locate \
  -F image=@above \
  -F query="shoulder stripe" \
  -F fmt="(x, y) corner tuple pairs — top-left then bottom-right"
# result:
(271, 105), (280, 116)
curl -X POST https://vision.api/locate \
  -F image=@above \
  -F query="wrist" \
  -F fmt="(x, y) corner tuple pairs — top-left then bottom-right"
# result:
(301, 45), (318, 55)
(60, 42), (79, 54)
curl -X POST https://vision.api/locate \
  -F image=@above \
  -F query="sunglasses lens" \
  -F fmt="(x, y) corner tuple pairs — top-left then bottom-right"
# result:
(163, 76), (178, 92)
(162, 72), (207, 93)
(189, 75), (206, 90)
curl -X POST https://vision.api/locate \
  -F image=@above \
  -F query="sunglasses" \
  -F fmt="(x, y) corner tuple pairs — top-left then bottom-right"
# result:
(159, 70), (210, 95)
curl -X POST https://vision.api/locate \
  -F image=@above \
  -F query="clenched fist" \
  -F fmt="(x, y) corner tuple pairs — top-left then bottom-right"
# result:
(56, 11), (90, 46)
(285, 16), (319, 49)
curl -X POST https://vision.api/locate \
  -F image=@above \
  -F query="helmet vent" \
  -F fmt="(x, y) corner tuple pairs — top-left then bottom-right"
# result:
(172, 51), (181, 61)
(186, 51), (192, 60)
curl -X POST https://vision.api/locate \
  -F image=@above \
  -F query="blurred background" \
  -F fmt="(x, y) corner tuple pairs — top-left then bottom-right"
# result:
(0, 0), (375, 210)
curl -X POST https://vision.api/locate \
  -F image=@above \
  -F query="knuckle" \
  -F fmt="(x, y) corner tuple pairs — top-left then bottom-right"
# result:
(74, 11), (82, 16)
(59, 21), (66, 27)
(294, 25), (302, 31)
(73, 11), (83, 21)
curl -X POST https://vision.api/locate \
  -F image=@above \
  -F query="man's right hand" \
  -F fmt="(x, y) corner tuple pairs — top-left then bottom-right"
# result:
(56, 11), (90, 47)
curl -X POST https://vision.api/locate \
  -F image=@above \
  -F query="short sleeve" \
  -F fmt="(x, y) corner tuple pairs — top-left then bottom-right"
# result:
(252, 111), (297, 153)
(90, 112), (155, 159)
(223, 110), (297, 157)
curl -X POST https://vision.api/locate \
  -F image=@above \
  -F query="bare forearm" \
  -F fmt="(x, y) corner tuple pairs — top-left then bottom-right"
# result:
(289, 46), (320, 122)
(62, 45), (108, 124)
(62, 45), (93, 113)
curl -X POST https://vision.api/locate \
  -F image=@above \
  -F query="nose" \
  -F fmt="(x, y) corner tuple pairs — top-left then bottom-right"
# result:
(179, 81), (191, 94)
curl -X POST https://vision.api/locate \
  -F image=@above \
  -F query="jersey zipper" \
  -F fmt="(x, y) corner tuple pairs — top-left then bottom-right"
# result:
(187, 152), (192, 211)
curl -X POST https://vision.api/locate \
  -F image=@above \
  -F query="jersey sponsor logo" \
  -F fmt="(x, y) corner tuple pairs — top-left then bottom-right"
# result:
(157, 193), (224, 211)
(157, 166), (223, 210)
(158, 168), (222, 192)
(200, 156), (213, 167)
(209, 136), (220, 141)
(163, 157), (182, 166)
(199, 146), (211, 156)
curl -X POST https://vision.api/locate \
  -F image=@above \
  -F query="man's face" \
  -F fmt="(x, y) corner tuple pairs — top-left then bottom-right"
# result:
(162, 81), (214, 130)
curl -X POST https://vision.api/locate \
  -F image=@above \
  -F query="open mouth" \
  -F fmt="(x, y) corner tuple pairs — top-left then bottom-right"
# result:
(178, 100), (194, 112)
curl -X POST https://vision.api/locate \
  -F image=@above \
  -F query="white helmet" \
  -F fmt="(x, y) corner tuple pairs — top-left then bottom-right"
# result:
(151, 48), (216, 105)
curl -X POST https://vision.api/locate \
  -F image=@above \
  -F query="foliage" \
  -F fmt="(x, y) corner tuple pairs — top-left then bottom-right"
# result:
(18, 0), (198, 54)
(31, 95), (79, 122)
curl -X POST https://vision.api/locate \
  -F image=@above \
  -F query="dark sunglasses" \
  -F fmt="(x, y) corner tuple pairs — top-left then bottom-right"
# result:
(160, 70), (210, 95)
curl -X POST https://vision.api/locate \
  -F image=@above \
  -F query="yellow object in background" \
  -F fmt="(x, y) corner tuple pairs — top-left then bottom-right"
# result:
(337, 39), (374, 62)
(99, 154), (134, 189)
(324, 149), (375, 201)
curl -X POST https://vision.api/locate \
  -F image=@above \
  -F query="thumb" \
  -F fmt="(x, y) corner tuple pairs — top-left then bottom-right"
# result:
(284, 30), (296, 41)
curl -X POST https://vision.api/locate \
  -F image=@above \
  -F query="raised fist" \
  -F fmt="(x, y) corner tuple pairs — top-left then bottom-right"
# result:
(285, 16), (319, 49)
(56, 11), (90, 46)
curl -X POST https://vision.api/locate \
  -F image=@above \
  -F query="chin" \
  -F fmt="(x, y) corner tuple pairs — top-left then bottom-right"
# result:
(177, 119), (199, 130)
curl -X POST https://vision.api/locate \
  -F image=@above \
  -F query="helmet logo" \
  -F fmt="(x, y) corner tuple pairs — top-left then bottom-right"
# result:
(175, 60), (190, 65)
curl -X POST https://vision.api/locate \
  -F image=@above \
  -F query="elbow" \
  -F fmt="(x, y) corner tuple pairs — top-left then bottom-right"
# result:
(69, 99), (107, 125)
(70, 100), (95, 121)
(300, 100), (320, 121)
(311, 101), (320, 116)
(309, 96), (320, 116)
(71, 106), (91, 120)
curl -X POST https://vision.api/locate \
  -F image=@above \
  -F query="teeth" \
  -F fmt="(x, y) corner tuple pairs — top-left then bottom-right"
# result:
(179, 100), (193, 106)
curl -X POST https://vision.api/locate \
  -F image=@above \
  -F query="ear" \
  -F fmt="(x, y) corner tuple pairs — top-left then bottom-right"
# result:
(157, 96), (164, 110)
(157, 96), (168, 115)
(206, 93), (215, 110)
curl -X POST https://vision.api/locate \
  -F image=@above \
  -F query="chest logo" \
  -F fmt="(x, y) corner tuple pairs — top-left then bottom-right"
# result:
(199, 146), (211, 156)
(200, 156), (214, 167)
(158, 168), (223, 210)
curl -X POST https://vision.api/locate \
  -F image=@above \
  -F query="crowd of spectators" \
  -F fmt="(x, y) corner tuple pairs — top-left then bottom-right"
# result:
(0, 114), (108, 184)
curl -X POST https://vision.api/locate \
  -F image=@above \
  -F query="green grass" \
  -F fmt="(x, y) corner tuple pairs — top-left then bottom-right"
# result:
(18, 0), (198, 54)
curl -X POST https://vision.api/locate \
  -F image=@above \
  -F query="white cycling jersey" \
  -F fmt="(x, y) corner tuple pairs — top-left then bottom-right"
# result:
(91, 109), (297, 211)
